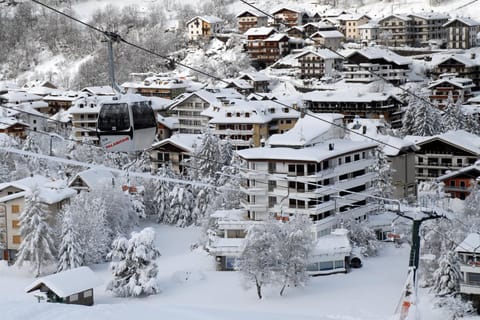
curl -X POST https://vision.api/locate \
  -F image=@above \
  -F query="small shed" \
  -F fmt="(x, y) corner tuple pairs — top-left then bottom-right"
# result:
(25, 267), (101, 306)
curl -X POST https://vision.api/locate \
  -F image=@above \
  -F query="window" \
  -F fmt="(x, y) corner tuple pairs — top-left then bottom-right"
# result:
(11, 205), (20, 214)
(226, 257), (236, 270)
(13, 235), (21, 244)
(69, 294), (78, 302)
(268, 196), (277, 208)
(354, 154), (360, 161)
(11, 220), (20, 229)
(268, 180), (277, 191)
(345, 156), (351, 163)
(83, 289), (93, 298)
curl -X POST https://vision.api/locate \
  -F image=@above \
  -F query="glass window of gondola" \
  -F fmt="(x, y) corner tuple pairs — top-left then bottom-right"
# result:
(98, 103), (130, 131)
(132, 101), (156, 130)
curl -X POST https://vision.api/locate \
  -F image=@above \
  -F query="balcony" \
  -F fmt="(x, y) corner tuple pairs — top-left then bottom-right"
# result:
(460, 282), (480, 295)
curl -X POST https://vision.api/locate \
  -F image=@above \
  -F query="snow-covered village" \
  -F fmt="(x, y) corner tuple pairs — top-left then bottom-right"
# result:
(3, 0), (480, 319)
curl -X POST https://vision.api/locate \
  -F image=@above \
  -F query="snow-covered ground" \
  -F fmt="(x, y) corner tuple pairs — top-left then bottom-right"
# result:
(0, 224), (473, 320)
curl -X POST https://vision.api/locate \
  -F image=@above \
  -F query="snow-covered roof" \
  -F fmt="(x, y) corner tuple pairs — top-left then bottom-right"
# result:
(244, 27), (276, 36)
(358, 21), (379, 29)
(81, 86), (116, 96)
(347, 117), (418, 156)
(340, 47), (411, 66)
(265, 33), (290, 42)
(0, 175), (76, 205)
(151, 133), (202, 153)
(211, 209), (247, 220)
(312, 228), (352, 257)
(25, 267), (102, 298)
(268, 114), (343, 147)
(295, 49), (343, 60)
(443, 17), (480, 27)
(405, 130), (480, 156)
(427, 77), (474, 89)
(236, 10), (267, 18)
(409, 12), (449, 20)
(238, 72), (271, 82)
(203, 99), (300, 125)
(0, 91), (43, 103)
(225, 79), (254, 90)
(0, 117), (29, 129)
(69, 166), (117, 190)
(187, 15), (223, 25)
(303, 90), (400, 103)
(378, 14), (411, 22)
(148, 96), (173, 112)
(311, 30), (345, 38)
(455, 233), (480, 253)
(271, 6), (305, 15)
(237, 138), (377, 162)
(337, 14), (370, 21)
(43, 91), (86, 102)
(49, 110), (71, 124)
(437, 160), (480, 182)
(429, 50), (480, 68)
(157, 115), (179, 129)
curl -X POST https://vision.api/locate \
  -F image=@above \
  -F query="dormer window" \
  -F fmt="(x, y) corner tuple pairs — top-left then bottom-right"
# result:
(227, 112), (232, 117)
(245, 113), (250, 118)
(79, 103), (84, 108)
(283, 108), (289, 113)
(236, 112), (241, 117)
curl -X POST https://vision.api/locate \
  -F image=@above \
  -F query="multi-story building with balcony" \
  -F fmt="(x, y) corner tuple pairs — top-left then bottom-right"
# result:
(310, 30), (345, 50)
(122, 76), (187, 100)
(236, 10), (268, 34)
(377, 14), (413, 47)
(436, 162), (480, 200)
(202, 99), (299, 149)
(296, 49), (343, 79)
(68, 96), (104, 144)
(271, 7), (307, 27)
(302, 90), (405, 128)
(443, 17), (480, 49)
(456, 233), (480, 308)
(245, 27), (278, 68)
(168, 89), (243, 134)
(405, 130), (480, 183)
(409, 12), (449, 47)
(236, 114), (379, 238)
(341, 47), (412, 85)
(430, 51), (480, 91)
(428, 75), (474, 108)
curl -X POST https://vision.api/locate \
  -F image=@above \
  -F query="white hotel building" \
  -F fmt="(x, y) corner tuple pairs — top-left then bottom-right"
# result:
(207, 114), (379, 270)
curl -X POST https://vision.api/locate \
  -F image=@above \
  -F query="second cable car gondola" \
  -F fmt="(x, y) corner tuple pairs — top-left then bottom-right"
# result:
(97, 94), (157, 152)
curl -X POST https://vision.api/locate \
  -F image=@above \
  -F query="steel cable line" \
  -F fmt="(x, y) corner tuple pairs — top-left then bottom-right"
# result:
(28, 0), (408, 153)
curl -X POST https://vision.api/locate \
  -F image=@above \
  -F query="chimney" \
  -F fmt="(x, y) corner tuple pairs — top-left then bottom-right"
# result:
(329, 143), (334, 151)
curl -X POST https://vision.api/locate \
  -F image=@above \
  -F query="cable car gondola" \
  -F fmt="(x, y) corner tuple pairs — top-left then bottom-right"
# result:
(97, 94), (157, 152)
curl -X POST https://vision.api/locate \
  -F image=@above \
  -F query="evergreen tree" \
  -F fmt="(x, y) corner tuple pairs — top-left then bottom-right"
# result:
(153, 165), (175, 223)
(400, 102), (417, 136)
(413, 100), (443, 136)
(15, 186), (57, 277)
(277, 215), (315, 296)
(167, 184), (195, 227)
(236, 220), (282, 299)
(433, 250), (461, 297)
(107, 227), (161, 297)
(343, 217), (379, 257)
(371, 148), (394, 205)
(442, 92), (465, 132)
(465, 114), (480, 135)
(57, 209), (83, 272)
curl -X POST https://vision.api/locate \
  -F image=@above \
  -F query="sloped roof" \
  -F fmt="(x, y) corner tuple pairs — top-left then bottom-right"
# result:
(244, 27), (276, 36)
(427, 77), (474, 89)
(303, 90), (400, 103)
(443, 17), (480, 27)
(437, 161), (480, 181)
(69, 166), (117, 190)
(405, 130), (480, 156)
(311, 30), (345, 38)
(455, 233), (480, 253)
(187, 15), (223, 25)
(238, 72), (271, 82)
(236, 10), (267, 18)
(268, 113), (343, 147)
(81, 86), (115, 96)
(295, 49), (343, 60)
(25, 267), (102, 298)
(151, 133), (202, 153)
(409, 12), (449, 20)
(340, 47), (411, 66)
(378, 14), (411, 22)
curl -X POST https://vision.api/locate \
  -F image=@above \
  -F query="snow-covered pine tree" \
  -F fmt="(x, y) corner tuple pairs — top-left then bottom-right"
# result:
(400, 101), (417, 136)
(167, 184), (195, 227)
(190, 130), (223, 181)
(460, 182), (480, 233)
(15, 186), (57, 277)
(371, 148), (394, 206)
(107, 227), (161, 297)
(277, 215), (315, 296)
(413, 100), (443, 136)
(236, 220), (282, 299)
(343, 217), (379, 257)
(432, 250), (461, 297)
(153, 165), (176, 223)
(56, 208), (83, 272)
(441, 91), (465, 132)
(465, 114), (480, 135)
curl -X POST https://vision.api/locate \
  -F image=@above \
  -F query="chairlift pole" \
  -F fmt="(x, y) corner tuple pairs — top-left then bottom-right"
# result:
(105, 32), (123, 94)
